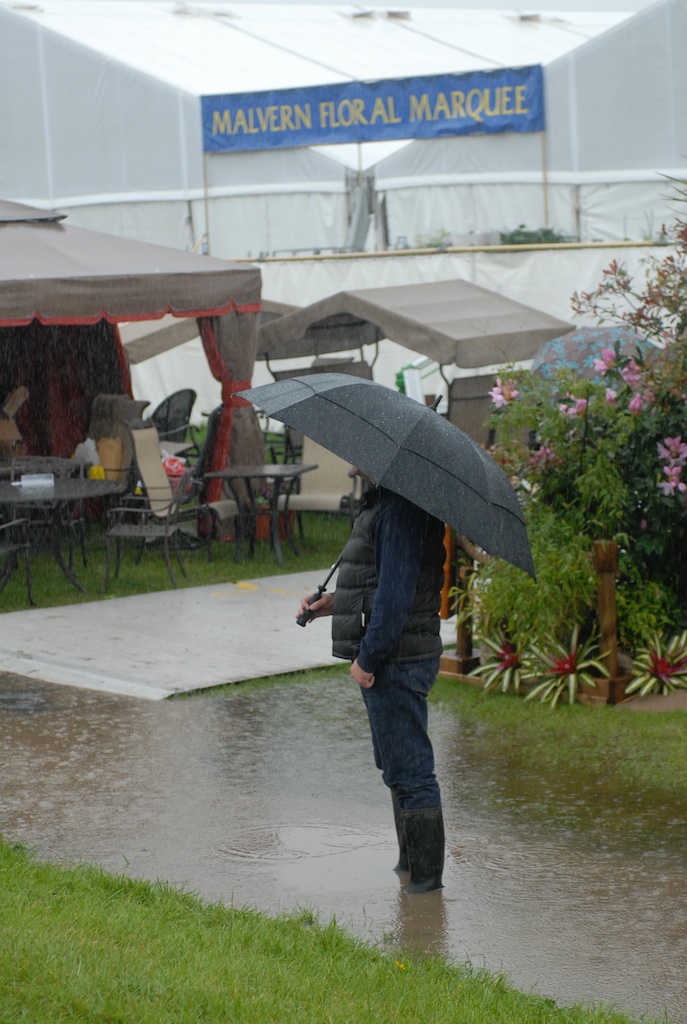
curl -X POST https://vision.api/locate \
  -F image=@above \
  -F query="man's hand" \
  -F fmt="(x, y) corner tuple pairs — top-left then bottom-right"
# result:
(296, 590), (333, 624)
(351, 659), (375, 689)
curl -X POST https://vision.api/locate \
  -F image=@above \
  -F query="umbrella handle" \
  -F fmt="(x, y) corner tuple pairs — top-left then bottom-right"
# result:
(296, 554), (342, 627)
(297, 586), (324, 627)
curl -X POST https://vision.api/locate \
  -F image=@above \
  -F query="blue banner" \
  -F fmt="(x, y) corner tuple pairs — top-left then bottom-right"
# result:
(202, 65), (544, 153)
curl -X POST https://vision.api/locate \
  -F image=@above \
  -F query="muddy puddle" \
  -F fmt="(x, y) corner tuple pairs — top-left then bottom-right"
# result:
(1, 670), (685, 1023)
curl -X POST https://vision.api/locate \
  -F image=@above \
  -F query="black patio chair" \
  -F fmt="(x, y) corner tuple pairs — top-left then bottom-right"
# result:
(150, 388), (200, 455)
(0, 516), (33, 605)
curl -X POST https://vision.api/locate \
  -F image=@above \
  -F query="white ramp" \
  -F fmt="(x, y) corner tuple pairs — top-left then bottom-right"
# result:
(0, 571), (340, 700)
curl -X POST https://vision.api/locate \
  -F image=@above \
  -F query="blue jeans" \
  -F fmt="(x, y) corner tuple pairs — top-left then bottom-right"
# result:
(360, 656), (441, 811)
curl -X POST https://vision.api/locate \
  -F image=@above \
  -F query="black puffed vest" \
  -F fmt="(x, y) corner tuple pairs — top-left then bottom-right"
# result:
(331, 487), (445, 664)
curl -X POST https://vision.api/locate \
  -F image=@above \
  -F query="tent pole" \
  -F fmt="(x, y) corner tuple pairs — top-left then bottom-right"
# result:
(203, 152), (212, 255)
(540, 132), (550, 229)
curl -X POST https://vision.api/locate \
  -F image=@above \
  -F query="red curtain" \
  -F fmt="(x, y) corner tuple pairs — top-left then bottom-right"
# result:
(198, 316), (251, 502)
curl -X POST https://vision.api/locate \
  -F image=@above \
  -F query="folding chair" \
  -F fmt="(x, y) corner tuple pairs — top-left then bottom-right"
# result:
(104, 420), (196, 589)
(278, 436), (361, 538)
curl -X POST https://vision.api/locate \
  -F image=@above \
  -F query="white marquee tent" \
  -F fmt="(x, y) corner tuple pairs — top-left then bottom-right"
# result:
(0, 0), (681, 416)
(1, 0), (673, 260)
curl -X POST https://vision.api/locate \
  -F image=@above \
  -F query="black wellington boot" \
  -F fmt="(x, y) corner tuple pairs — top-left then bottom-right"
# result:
(391, 791), (409, 873)
(400, 805), (445, 893)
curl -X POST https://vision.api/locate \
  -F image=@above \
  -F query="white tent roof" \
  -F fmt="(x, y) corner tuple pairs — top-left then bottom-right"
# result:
(0, 0), (636, 196)
(4, 3), (633, 96)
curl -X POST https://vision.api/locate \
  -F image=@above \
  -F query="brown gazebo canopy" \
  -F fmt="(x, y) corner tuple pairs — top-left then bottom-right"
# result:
(0, 201), (261, 474)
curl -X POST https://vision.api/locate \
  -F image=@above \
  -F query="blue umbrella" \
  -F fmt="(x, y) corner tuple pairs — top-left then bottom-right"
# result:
(531, 326), (646, 380)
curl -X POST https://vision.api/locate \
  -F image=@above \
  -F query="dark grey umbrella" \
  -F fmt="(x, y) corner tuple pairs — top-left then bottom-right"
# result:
(237, 373), (535, 577)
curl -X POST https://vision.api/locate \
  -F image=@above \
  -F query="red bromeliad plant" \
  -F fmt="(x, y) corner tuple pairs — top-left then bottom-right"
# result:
(526, 625), (609, 708)
(469, 632), (531, 693)
(626, 631), (687, 696)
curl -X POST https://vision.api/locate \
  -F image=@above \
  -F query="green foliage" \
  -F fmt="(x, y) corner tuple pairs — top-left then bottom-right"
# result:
(468, 631), (530, 693)
(626, 630), (687, 696)
(415, 228), (451, 248)
(526, 625), (609, 708)
(468, 504), (598, 651)
(499, 224), (568, 245)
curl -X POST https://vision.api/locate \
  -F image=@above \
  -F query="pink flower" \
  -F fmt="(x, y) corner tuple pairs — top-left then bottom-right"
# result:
(559, 395), (587, 417)
(658, 465), (687, 495)
(605, 388), (617, 406)
(593, 348), (616, 374)
(529, 445), (557, 469)
(657, 436), (687, 465)
(628, 393), (644, 415)
(620, 359), (642, 387)
(489, 378), (519, 409)
(640, 518), (648, 530)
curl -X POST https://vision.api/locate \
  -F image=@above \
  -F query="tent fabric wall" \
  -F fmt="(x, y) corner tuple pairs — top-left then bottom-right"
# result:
(375, 0), (687, 245)
(62, 201), (199, 253)
(0, 14), (203, 203)
(197, 311), (263, 506)
(545, 0), (687, 174)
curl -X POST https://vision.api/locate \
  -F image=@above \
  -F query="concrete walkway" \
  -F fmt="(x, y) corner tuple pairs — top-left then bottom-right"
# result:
(0, 570), (458, 700)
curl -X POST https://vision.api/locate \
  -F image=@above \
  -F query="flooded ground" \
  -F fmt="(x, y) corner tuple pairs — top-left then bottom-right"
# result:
(1, 668), (685, 1023)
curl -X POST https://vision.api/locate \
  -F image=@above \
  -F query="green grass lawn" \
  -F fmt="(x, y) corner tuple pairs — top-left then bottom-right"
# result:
(0, 511), (352, 613)
(0, 838), (654, 1024)
(432, 677), (687, 803)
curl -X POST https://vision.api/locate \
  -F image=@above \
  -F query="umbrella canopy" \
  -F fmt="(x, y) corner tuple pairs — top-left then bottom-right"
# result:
(238, 373), (535, 578)
(257, 279), (573, 369)
(532, 325), (647, 380)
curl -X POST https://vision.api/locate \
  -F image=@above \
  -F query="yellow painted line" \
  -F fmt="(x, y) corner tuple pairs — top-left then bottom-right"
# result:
(231, 581), (261, 590)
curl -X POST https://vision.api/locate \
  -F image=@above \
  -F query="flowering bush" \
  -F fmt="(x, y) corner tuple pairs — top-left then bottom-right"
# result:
(470, 210), (687, 654)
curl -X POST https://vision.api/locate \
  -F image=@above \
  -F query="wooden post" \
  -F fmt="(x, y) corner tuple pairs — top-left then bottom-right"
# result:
(593, 540), (619, 701)
(457, 565), (480, 674)
(455, 567), (475, 667)
(440, 525), (456, 619)
(438, 536), (481, 679)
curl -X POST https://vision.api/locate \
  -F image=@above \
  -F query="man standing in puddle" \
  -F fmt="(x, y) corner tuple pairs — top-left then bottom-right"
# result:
(297, 476), (447, 893)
